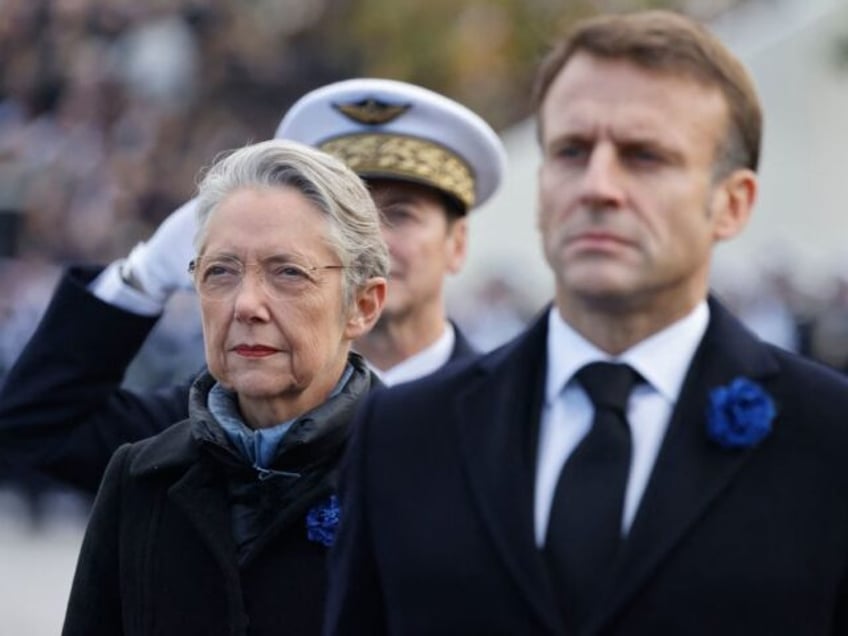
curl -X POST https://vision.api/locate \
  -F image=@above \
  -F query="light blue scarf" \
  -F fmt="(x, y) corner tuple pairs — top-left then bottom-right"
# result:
(208, 363), (354, 471)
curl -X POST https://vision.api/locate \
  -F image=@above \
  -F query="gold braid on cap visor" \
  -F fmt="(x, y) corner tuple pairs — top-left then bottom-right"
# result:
(319, 133), (476, 209)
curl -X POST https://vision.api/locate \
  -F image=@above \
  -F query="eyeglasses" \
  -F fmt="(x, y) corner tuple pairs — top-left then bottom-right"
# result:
(188, 255), (345, 301)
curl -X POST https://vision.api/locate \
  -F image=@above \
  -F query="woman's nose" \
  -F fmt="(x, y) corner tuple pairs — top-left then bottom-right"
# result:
(232, 269), (271, 321)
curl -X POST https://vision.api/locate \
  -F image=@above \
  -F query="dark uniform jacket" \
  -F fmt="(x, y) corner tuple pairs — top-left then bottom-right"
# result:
(0, 266), (476, 493)
(63, 355), (377, 636)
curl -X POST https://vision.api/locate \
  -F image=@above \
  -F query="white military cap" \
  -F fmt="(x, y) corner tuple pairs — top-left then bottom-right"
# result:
(275, 78), (506, 212)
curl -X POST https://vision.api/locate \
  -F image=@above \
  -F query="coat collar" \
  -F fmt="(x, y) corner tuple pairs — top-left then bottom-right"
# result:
(449, 321), (478, 362)
(129, 418), (198, 477)
(129, 352), (378, 479)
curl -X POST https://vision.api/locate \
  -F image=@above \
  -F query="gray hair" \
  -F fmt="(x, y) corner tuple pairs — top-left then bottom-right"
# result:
(193, 139), (389, 307)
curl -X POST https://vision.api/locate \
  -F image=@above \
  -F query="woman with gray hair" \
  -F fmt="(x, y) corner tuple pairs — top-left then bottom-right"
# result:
(62, 139), (388, 636)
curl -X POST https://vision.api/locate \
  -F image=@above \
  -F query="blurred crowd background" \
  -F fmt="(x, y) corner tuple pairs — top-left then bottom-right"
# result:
(2, 0), (848, 503)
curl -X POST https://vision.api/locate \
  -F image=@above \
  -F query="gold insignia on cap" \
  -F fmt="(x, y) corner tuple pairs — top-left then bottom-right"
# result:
(320, 133), (475, 209)
(333, 99), (411, 125)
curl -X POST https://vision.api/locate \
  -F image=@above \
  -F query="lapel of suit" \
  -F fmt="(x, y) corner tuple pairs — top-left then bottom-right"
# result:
(453, 310), (563, 634)
(587, 299), (781, 633)
(448, 321), (478, 362)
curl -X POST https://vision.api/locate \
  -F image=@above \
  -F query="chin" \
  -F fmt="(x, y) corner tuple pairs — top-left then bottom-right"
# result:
(564, 272), (636, 301)
(565, 261), (636, 288)
(230, 372), (293, 397)
(574, 283), (648, 312)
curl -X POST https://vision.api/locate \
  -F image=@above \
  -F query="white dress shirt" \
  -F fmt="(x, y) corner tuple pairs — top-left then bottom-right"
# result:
(369, 321), (456, 387)
(534, 302), (709, 546)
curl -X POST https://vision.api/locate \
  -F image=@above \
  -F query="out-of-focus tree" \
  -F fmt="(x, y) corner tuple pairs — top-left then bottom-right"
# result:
(323, 0), (750, 130)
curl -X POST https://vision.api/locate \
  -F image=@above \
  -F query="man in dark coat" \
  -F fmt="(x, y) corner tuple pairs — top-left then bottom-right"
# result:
(0, 78), (505, 493)
(323, 11), (848, 636)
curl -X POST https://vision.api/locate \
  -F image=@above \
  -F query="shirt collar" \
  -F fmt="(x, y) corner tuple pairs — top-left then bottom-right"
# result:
(545, 301), (709, 404)
(371, 321), (455, 387)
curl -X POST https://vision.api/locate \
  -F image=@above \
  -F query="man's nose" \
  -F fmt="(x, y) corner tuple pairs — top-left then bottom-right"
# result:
(578, 145), (625, 208)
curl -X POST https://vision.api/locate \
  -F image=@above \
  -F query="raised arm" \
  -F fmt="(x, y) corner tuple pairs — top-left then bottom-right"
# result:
(0, 198), (199, 493)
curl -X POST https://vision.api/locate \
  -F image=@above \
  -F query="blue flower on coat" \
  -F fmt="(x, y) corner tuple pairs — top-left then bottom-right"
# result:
(707, 377), (776, 449)
(306, 494), (340, 547)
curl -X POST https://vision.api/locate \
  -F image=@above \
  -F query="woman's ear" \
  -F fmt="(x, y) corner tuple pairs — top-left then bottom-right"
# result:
(344, 277), (388, 339)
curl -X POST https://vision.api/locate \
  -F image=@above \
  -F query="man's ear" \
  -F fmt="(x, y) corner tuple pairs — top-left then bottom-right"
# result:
(344, 277), (388, 339)
(711, 168), (757, 242)
(445, 217), (469, 275)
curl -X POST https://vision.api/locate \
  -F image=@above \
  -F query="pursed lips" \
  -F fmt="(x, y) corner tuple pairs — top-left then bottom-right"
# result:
(231, 344), (279, 358)
(565, 229), (634, 250)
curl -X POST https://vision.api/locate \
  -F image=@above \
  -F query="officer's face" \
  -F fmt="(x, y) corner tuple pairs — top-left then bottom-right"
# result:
(369, 180), (467, 321)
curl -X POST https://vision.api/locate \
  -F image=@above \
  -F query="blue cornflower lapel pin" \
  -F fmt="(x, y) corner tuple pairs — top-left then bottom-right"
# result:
(707, 377), (776, 449)
(306, 494), (340, 547)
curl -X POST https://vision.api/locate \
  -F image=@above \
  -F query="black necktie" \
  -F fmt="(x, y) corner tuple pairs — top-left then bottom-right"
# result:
(545, 361), (642, 631)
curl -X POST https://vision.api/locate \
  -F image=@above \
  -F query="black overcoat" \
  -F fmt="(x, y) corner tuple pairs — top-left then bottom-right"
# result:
(63, 356), (377, 636)
(325, 299), (848, 635)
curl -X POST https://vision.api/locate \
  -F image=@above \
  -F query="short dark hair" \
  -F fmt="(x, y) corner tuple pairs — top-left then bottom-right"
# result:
(438, 190), (467, 222)
(532, 10), (762, 176)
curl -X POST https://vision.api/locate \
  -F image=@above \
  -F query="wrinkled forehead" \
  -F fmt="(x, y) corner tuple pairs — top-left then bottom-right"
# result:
(540, 54), (730, 150)
(199, 187), (336, 258)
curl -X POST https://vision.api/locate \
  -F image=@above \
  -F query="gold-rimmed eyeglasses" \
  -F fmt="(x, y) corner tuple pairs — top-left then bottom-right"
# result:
(188, 255), (346, 301)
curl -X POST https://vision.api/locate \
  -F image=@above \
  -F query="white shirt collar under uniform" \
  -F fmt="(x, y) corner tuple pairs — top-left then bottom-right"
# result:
(535, 301), (710, 545)
(369, 321), (455, 387)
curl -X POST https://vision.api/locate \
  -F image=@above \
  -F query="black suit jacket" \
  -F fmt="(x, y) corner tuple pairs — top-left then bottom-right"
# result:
(324, 299), (848, 635)
(0, 266), (477, 493)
